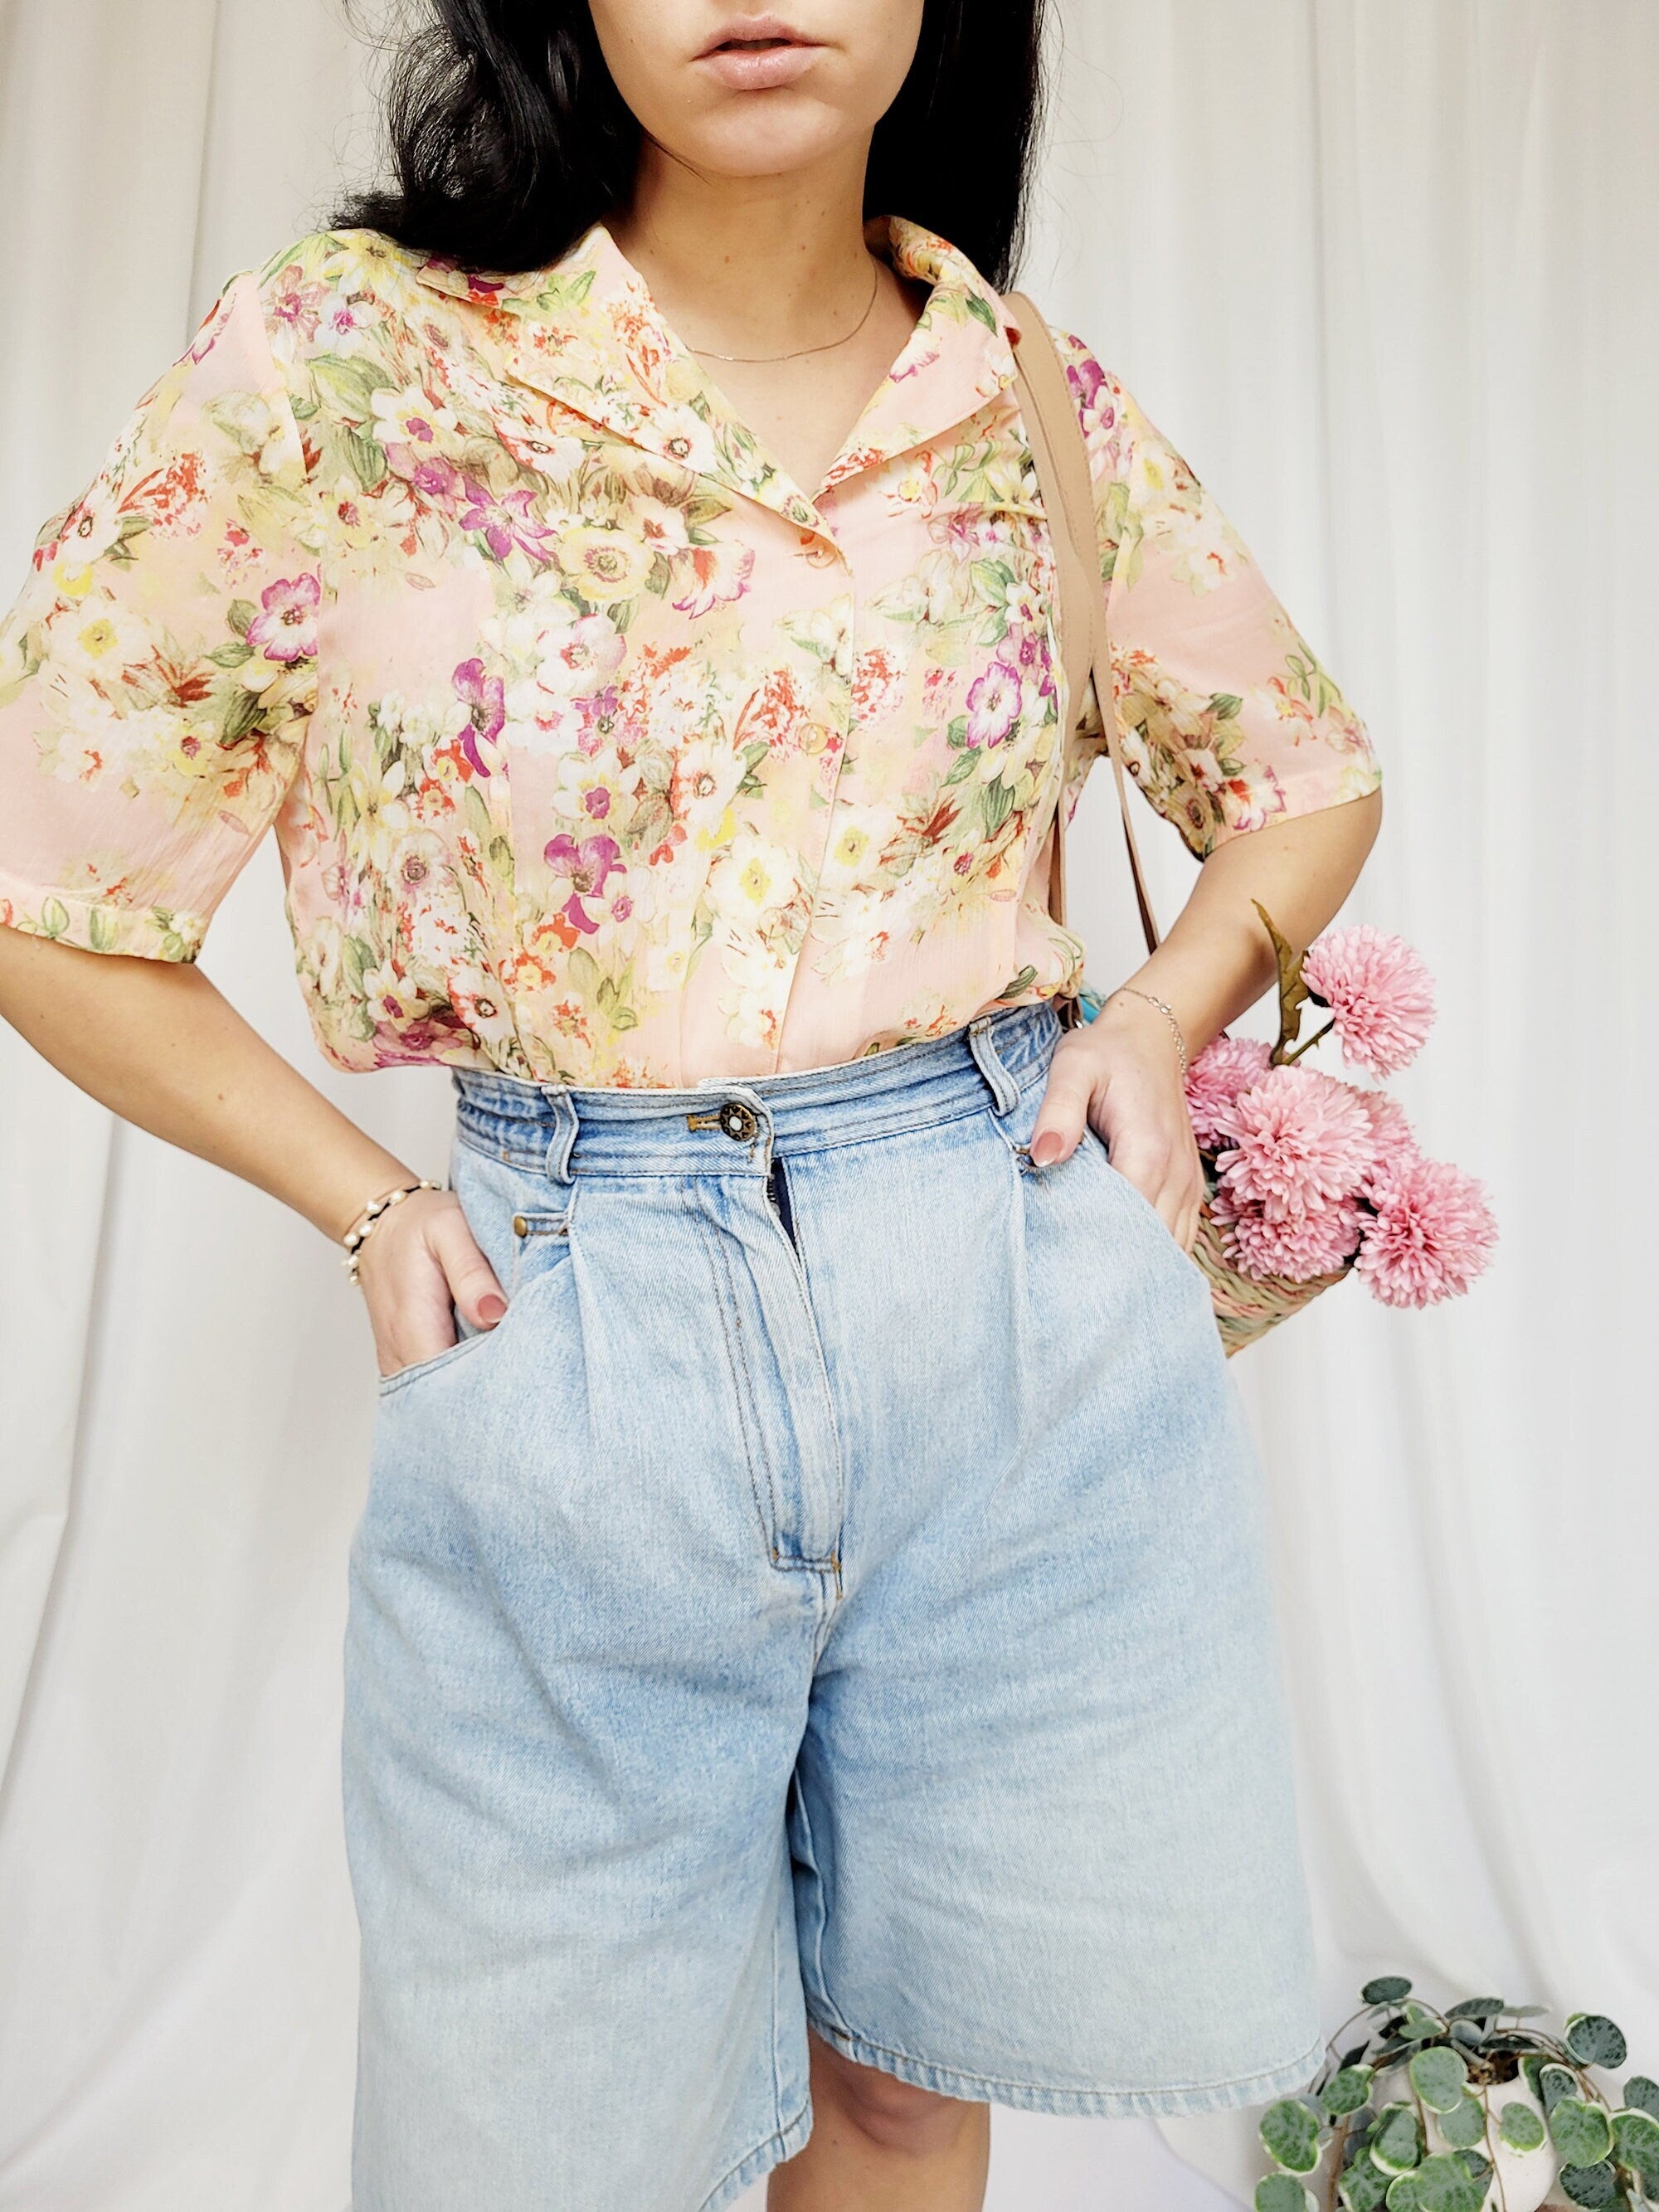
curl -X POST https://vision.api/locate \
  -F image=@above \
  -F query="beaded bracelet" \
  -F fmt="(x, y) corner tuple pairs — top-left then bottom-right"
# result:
(1110, 986), (1190, 1079)
(341, 1179), (444, 1286)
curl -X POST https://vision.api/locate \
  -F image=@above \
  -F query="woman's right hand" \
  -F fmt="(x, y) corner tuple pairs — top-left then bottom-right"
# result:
(354, 1188), (510, 1379)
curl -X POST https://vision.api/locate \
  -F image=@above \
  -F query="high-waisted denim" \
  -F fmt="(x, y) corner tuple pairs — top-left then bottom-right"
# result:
(342, 1000), (1321, 2211)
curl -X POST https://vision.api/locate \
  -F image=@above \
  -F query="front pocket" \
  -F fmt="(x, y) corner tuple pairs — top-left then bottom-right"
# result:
(507, 1192), (577, 1296)
(376, 1324), (497, 1397)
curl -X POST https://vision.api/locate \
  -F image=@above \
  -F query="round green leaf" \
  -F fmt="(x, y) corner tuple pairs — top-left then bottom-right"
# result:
(1384, 2176), (1422, 2212)
(1400, 2005), (1444, 2043)
(1567, 2016), (1630, 2071)
(1410, 2046), (1470, 2113)
(1323, 2067), (1374, 2120)
(1372, 2103), (1425, 2176)
(1437, 2094), (1487, 2151)
(1624, 2077), (1659, 2119)
(1613, 2106), (1659, 2180)
(1261, 2099), (1323, 2176)
(1340, 2161), (1389, 2212)
(1445, 1997), (1506, 2022)
(1447, 2020), (1486, 2052)
(1559, 2161), (1621, 2210)
(1453, 2150), (1491, 2185)
(1551, 2098), (1615, 2168)
(1255, 2177), (1314, 2212)
(1498, 2101), (1547, 2153)
(1364, 1976), (1414, 2006)
(1409, 2153), (1486, 2212)
(1542, 2063), (1579, 2113)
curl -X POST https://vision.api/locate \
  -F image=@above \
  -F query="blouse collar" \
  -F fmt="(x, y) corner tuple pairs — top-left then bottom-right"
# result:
(412, 215), (1024, 532)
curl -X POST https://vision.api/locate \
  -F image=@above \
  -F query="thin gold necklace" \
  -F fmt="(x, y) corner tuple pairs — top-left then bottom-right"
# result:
(687, 260), (882, 365)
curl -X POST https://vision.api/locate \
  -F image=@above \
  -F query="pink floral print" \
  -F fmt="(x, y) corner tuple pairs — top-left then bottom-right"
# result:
(0, 215), (1380, 1083)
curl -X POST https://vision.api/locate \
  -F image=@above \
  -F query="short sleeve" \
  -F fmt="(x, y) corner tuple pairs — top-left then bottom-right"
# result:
(1055, 333), (1382, 861)
(0, 270), (319, 960)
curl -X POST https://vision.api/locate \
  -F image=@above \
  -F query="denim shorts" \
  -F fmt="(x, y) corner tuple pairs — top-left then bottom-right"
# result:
(341, 1000), (1321, 2212)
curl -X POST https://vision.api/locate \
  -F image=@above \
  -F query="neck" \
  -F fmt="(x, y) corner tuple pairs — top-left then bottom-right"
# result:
(608, 144), (886, 354)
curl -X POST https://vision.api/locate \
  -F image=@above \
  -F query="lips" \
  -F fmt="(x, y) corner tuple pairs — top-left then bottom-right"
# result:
(694, 14), (824, 90)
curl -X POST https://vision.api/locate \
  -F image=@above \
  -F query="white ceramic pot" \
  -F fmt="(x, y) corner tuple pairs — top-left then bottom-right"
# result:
(1364, 2064), (1556, 2212)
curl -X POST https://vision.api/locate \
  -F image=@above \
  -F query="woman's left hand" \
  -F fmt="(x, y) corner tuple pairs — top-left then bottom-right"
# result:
(1028, 991), (1205, 1252)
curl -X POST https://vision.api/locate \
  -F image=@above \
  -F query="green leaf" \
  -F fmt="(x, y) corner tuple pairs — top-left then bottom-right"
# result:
(1568, 2018), (1630, 2071)
(1400, 2005), (1445, 2044)
(1445, 1999), (1506, 2023)
(1256, 900), (1311, 1062)
(1452, 2151), (1491, 2185)
(1340, 2161), (1389, 2212)
(1559, 2161), (1621, 2210)
(219, 683), (265, 745)
(1256, 2178), (1314, 2212)
(1210, 691), (1244, 720)
(1498, 2101), (1547, 2153)
(1624, 2078), (1659, 2120)
(1384, 2176), (1422, 2212)
(87, 904), (116, 955)
(1551, 2098), (1615, 2167)
(965, 291), (999, 330)
(1612, 2107), (1659, 2180)
(39, 896), (71, 940)
(1408, 2153), (1486, 2212)
(1437, 2095), (1486, 2151)
(344, 430), (387, 489)
(1260, 2099), (1323, 2176)
(942, 750), (979, 785)
(1363, 1978), (1414, 2008)
(1542, 2064), (1580, 2114)
(1324, 2068), (1374, 2120)
(206, 639), (255, 668)
(1371, 2103), (1423, 2176)
(1411, 2046), (1470, 2112)
(226, 598), (255, 638)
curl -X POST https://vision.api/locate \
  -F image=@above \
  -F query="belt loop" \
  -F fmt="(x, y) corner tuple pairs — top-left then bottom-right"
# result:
(724, 1082), (775, 1170)
(536, 1084), (580, 1184)
(967, 1012), (1021, 1116)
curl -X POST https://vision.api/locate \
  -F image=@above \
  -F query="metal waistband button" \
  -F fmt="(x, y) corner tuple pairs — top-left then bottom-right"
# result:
(686, 1098), (761, 1143)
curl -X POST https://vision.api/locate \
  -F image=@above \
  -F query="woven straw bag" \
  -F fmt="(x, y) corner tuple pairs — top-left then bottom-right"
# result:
(1005, 300), (1343, 1354)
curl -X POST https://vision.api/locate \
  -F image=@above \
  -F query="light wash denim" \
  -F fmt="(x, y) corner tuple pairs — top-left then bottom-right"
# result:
(342, 1000), (1321, 2212)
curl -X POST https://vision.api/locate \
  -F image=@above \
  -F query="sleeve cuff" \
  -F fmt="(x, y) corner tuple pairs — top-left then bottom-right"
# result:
(0, 868), (207, 961)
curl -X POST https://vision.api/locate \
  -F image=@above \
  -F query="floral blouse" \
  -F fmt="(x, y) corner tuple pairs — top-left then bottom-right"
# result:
(0, 215), (1379, 1085)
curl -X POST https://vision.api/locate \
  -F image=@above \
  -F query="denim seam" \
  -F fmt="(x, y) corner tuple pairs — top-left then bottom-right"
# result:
(693, 2098), (812, 2212)
(802, 2007), (1326, 2112)
(791, 1787), (853, 2045)
(698, 1189), (777, 1558)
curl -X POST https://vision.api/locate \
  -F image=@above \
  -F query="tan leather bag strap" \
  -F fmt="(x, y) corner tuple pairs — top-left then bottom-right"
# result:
(1006, 294), (1162, 957)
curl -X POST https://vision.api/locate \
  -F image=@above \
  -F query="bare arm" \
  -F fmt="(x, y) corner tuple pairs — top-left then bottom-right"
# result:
(0, 928), (506, 1373)
(1031, 788), (1384, 1247)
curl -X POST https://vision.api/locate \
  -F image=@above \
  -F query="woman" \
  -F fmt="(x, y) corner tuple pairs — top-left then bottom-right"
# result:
(0, 2), (1382, 2206)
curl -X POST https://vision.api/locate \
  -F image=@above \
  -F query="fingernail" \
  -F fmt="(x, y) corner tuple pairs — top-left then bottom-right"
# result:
(1030, 1132), (1065, 1167)
(478, 1293), (507, 1325)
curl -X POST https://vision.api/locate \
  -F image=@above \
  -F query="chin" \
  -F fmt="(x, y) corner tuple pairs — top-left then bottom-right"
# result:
(674, 102), (854, 180)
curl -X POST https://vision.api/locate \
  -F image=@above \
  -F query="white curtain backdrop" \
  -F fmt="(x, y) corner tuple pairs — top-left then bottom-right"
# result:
(1, 5), (1652, 2207)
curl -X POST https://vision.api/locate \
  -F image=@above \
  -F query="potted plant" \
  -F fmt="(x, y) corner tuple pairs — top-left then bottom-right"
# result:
(1254, 1978), (1659, 2211)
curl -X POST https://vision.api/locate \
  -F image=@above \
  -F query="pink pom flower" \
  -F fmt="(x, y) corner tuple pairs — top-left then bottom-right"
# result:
(1213, 1184), (1364, 1282)
(1185, 1035), (1273, 1147)
(1355, 1155), (1498, 1307)
(1215, 1067), (1377, 1221)
(1301, 925), (1437, 1077)
(1356, 1087), (1420, 1189)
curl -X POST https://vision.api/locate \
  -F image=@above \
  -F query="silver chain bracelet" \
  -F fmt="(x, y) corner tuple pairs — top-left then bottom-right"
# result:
(1110, 986), (1190, 1078)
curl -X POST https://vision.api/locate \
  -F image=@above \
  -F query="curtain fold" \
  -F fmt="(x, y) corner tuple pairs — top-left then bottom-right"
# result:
(1, 6), (1651, 2206)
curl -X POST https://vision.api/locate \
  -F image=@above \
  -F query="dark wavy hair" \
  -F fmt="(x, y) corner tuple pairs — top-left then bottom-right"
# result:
(333, 2), (1048, 289)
